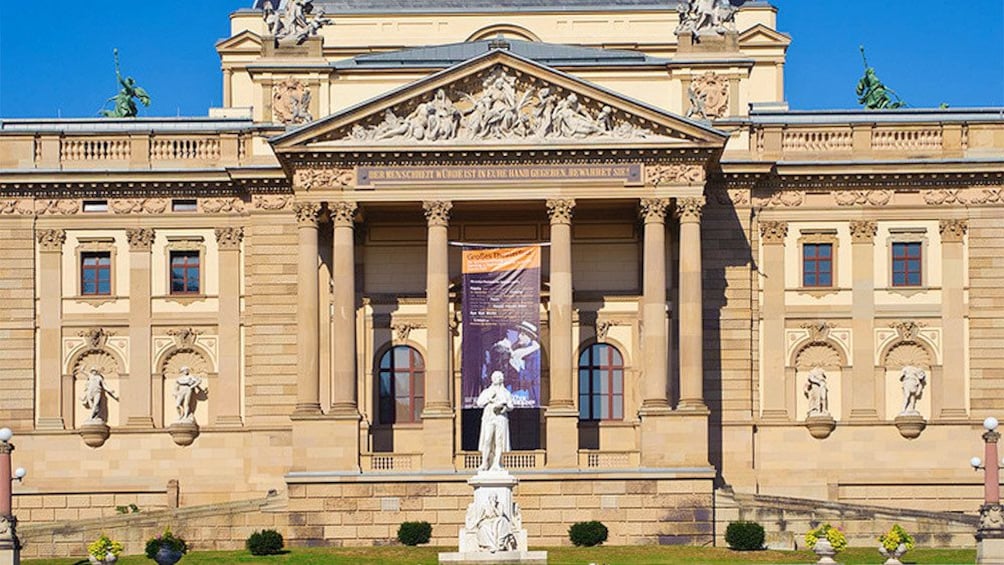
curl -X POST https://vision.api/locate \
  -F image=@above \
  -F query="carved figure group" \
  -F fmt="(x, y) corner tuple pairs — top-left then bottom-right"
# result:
(803, 367), (830, 418)
(264, 0), (332, 45)
(675, 0), (742, 36)
(80, 368), (117, 423)
(100, 49), (151, 118)
(173, 367), (205, 424)
(899, 365), (927, 415)
(465, 494), (518, 553)
(273, 79), (314, 125)
(477, 371), (514, 472)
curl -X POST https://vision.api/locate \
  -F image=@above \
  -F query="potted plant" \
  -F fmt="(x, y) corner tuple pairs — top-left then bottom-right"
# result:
(87, 533), (124, 564)
(878, 524), (915, 565)
(145, 528), (188, 565)
(805, 523), (847, 565)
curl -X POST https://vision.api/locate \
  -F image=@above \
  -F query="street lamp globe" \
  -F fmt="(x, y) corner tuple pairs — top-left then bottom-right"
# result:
(14, 467), (26, 480)
(985, 417), (999, 431)
(972, 457), (984, 469)
(0, 428), (11, 443)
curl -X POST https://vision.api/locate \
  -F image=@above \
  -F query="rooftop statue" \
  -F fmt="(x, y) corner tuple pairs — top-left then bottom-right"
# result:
(675, 0), (743, 36)
(857, 46), (906, 110)
(100, 49), (151, 118)
(264, 0), (332, 46)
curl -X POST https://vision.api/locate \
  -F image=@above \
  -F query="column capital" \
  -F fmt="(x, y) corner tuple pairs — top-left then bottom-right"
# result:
(294, 202), (323, 227)
(36, 229), (66, 252)
(759, 220), (788, 245)
(849, 220), (878, 243)
(329, 201), (359, 228)
(215, 227), (244, 250)
(546, 199), (576, 225)
(423, 200), (453, 227)
(939, 219), (968, 243)
(126, 228), (155, 251)
(675, 196), (706, 224)
(639, 198), (671, 224)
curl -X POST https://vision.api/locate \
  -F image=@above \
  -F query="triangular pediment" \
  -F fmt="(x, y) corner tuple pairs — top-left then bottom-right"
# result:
(272, 49), (728, 151)
(738, 24), (792, 47)
(216, 30), (264, 53)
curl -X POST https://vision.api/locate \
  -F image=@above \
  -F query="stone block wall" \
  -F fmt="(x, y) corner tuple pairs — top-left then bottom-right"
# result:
(968, 216), (1004, 414)
(0, 217), (36, 428)
(13, 489), (169, 524)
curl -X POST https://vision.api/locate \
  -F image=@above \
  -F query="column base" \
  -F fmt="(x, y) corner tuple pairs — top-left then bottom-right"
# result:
(124, 416), (156, 429)
(640, 411), (709, 468)
(676, 399), (708, 412)
(35, 417), (65, 431)
(759, 409), (790, 422)
(422, 412), (456, 472)
(939, 408), (969, 420)
(544, 408), (579, 469)
(213, 415), (244, 428)
(291, 404), (324, 419)
(848, 408), (879, 420)
(291, 416), (360, 473)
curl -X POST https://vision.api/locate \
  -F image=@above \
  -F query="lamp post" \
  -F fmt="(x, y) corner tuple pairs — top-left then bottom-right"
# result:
(973, 417), (1004, 565)
(0, 427), (25, 565)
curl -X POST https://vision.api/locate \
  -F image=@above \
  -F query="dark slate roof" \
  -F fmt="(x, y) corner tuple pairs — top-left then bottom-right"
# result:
(331, 39), (669, 69)
(253, 0), (689, 12)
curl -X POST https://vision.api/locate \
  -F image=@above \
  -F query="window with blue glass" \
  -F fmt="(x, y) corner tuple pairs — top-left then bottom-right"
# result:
(170, 251), (201, 295)
(578, 343), (624, 421)
(802, 243), (833, 287)
(80, 252), (111, 296)
(892, 242), (923, 287)
(378, 346), (425, 425)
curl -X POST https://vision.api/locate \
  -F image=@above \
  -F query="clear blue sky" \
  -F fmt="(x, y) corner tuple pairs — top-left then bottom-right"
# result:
(1, 1), (1001, 118)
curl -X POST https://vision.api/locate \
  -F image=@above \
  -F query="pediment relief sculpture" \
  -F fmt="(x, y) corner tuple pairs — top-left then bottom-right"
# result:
(340, 66), (664, 145)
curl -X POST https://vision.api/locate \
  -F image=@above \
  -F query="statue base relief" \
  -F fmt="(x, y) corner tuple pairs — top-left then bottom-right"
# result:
(438, 470), (547, 564)
(79, 421), (110, 448)
(168, 421), (200, 447)
(893, 413), (927, 440)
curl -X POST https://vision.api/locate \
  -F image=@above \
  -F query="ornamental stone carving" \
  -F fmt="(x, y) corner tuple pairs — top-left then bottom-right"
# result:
(849, 220), (877, 243)
(344, 66), (656, 144)
(939, 219), (968, 242)
(252, 194), (292, 211)
(687, 72), (729, 120)
(834, 190), (893, 207)
(972, 187), (1004, 205)
(423, 201), (453, 227)
(215, 227), (245, 250)
(330, 201), (359, 228)
(294, 168), (354, 192)
(263, 0), (331, 45)
(0, 199), (33, 215)
(755, 191), (805, 208)
(201, 197), (247, 214)
(111, 198), (168, 215)
(924, 188), (967, 206)
(639, 198), (671, 223)
(79, 328), (114, 350)
(272, 78), (313, 125)
(759, 221), (788, 244)
(546, 199), (576, 224)
(899, 365), (927, 416)
(803, 368), (830, 418)
(126, 228), (156, 250)
(675, 0), (744, 36)
(294, 202), (322, 227)
(36, 229), (66, 251)
(36, 199), (80, 215)
(675, 197), (705, 223)
(392, 322), (423, 342)
(802, 320), (836, 344)
(646, 163), (706, 186)
(891, 320), (924, 342)
(167, 327), (202, 348)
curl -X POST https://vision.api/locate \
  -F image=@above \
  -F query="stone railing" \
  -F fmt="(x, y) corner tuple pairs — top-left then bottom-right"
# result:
(362, 453), (421, 472)
(459, 451), (545, 471)
(754, 121), (991, 160)
(580, 450), (639, 469)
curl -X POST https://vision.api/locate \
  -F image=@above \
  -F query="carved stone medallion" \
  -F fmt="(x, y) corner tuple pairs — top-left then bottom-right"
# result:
(687, 72), (729, 120)
(273, 78), (313, 125)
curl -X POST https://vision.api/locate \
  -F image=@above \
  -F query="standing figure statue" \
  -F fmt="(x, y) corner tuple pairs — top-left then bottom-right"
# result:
(100, 49), (151, 118)
(173, 367), (204, 424)
(80, 367), (117, 423)
(803, 367), (829, 418)
(899, 365), (927, 415)
(857, 46), (905, 110)
(477, 371), (514, 472)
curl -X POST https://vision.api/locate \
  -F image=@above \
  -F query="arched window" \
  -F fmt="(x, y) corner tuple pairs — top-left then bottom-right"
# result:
(578, 343), (624, 421)
(378, 346), (425, 425)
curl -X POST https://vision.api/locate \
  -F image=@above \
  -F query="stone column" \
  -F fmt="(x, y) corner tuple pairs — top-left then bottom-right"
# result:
(125, 228), (155, 428)
(0, 435), (19, 563)
(214, 227), (244, 426)
(639, 198), (671, 413)
(293, 202), (323, 417)
(849, 220), (878, 420)
(545, 199), (578, 468)
(222, 68), (233, 107)
(676, 197), (707, 411)
(422, 201), (455, 471)
(759, 221), (789, 420)
(36, 230), (66, 430)
(939, 219), (968, 419)
(330, 201), (360, 417)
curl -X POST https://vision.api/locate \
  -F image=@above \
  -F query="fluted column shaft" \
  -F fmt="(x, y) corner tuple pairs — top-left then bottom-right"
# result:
(640, 198), (671, 412)
(547, 199), (575, 411)
(423, 201), (453, 414)
(677, 197), (706, 411)
(36, 230), (66, 430)
(294, 203), (323, 416)
(331, 202), (359, 416)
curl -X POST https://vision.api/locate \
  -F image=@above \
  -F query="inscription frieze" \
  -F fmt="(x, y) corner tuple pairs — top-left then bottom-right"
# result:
(357, 164), (641, 187)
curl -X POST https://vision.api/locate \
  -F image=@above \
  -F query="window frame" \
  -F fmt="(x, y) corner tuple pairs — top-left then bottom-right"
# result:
(886, 228), (928, 292)
(75, 238), (117, 299)
(577, 342), (625, 422)
(798, 230), (839, 291)
(891, 241), (923, 288)
(376, 345), (425, 425)
(169, 250), (202, 295)
(163, 237), (206, 301)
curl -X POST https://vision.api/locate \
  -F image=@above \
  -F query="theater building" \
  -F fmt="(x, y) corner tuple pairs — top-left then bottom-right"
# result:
(1, 0), (1003, 554)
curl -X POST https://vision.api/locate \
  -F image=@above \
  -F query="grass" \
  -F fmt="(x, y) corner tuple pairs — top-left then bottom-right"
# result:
(23, 546), (978, 565)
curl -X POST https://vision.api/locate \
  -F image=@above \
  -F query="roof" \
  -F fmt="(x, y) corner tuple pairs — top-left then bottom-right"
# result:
(252, 0), (689, 13)
(331, 39), (670, 70)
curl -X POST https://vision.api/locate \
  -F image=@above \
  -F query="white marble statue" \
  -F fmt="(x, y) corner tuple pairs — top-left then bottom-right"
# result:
(173, 367), (204, 424)
(80, 367), (116, 424)
(477, 371), (513, 472)
(675, 0), (743, 36)
(264, 0), (331, 45)
(465, 493), (518, 553)
(803, 367), (829, 418)
(899, 365), (927, 415)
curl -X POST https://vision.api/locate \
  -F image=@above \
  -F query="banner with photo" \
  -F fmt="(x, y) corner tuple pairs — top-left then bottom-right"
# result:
(461, 245), (541, 410)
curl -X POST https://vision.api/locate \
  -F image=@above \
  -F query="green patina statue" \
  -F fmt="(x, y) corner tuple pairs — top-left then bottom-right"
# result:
(857, 46), (905, 110)
(100, 49), (151, 118)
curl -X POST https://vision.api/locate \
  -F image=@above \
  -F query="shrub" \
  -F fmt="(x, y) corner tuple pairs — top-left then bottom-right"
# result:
(805, 523), (847, 552)
(725, 521), (765, 551)
(568, 521), (609, 547)
(397, 521), (432, 546)
(879, 524), (915, 552)
(246, 529), (285, 556)
(145, 528), (189, 559)
(87, 533), (124, 560)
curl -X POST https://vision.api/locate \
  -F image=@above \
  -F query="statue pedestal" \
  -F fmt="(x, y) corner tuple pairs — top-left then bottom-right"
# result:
(79, 421), (110, 448)
(0, 515), (21, 565)
(894, 413), (926, 439)
(168, 421), (200, 447)
(438, 470), (547, 564)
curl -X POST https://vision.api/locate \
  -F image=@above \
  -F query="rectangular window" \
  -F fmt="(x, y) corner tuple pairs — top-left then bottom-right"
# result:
(81, 252), (112, 296)
(892, 242), (923, 287)
(172, 199), (198, 212)
(82, 200), (108, 213)
(802, 243), (833, 287)
(170, 251), (201, 295)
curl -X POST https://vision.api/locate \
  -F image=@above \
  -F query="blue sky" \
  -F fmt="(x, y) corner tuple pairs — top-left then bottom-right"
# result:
(0, 1), (1001, 118)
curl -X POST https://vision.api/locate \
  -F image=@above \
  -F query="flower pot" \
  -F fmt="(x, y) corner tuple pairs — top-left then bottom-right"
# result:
(154, 547), (184, 565)
(879, 542), (908, 565)
(88, 556), (118, 565)
(812, 539), (839, 565)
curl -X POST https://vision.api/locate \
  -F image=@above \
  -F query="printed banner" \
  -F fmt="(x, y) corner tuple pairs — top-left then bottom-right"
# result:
(461, 245), (541, 410)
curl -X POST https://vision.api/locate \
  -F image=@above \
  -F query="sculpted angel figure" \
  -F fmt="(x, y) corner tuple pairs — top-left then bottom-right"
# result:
(899, 365), (927, 415)
(803, 367), (829, 417)
(174, 367), (205, 424)
(80, 367), (117, 423)
(477, 371), (514, 472)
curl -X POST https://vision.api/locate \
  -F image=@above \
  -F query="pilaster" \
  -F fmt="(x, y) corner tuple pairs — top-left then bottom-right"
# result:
(939, 219), (968, 419)
(849, 220), (878, 420)
(36, 229), (66, 431)
(759, 221), (789, 420)
(214, 227), (244, 426)
(125, 228), (155, 428)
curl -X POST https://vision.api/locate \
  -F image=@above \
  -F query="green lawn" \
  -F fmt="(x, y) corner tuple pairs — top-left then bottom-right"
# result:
(24, 546), (977, 565)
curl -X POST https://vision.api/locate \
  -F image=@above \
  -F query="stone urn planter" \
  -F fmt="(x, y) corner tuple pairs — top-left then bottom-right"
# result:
(812, 539), (839, 565)
(894, 413), (926, 439)
(88, 556), (118, 565)
(79, 421), (110, 448)
(879, 542), (909, 565)
(805, 414), (836, 439)
(153, 547), (184, 565)
(168, 421), (199, 446)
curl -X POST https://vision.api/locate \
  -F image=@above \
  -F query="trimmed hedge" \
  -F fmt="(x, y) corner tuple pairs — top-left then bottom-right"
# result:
(397, 521), (433, 546)
(725, 521), (765, 551)
(246, 529), (285, 556)
(569, 521), (609, 547)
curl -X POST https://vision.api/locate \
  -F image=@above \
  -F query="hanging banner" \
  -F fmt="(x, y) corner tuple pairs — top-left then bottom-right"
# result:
(461, 245), (541, 410)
